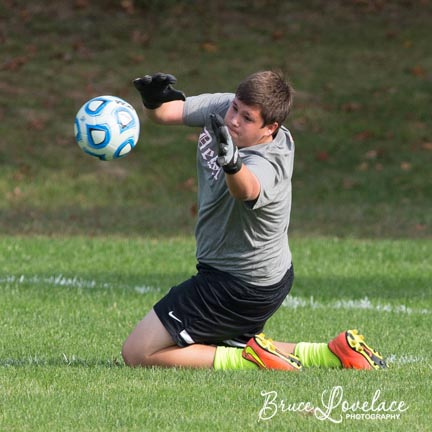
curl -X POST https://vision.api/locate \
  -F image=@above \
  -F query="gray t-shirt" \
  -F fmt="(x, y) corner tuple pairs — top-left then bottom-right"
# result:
(183, 93), (294, 286)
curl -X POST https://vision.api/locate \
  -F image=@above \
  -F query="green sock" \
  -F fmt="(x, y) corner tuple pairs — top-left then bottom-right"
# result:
(295, 342), (342, 368)
(213, 346), (258, 370)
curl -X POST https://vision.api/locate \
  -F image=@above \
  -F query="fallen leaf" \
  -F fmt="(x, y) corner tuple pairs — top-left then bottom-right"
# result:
(315, 151), (329, 162)
(343, 178), (357, 189)
(364, 149), (378, 159)
(201, 42), (218, 53)
(385, 30), (398, 39)
(74, 0), (89, 9)
(121, 0), (135, 14)
(19, 8), (30, 23)
(131, 30), (150, 46)
(186, 133), (199, 142)
(375, 163), (384, 171)
(27, 118), (46, 131)
(179, 177), (196, 192)
(421, 142), (432, 151)
(26, 44), (38, 56)
(357, 162), (369, 171)
(85, 83), (95, 95)
(400, 162), (412, 171)
(354, 130), (373, 141)
(2, 56), (28, 71)
(129, 54), (145, 64)
(271, 31), (284, 41)
(410, 65), (426, 77)
(341, 102), (362, 112)
(6, 187), (22, 200)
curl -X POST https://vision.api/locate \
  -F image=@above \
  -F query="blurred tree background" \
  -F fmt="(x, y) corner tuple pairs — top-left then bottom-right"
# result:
(0, 0), (431, 238)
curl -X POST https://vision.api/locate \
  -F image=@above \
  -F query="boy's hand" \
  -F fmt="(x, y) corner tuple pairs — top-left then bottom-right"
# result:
(133, 73), (186, 109)
(210, 113), (243, 175)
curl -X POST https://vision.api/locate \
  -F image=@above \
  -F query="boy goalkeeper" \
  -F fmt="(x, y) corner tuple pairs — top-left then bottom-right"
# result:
(122, 71), (387, 371)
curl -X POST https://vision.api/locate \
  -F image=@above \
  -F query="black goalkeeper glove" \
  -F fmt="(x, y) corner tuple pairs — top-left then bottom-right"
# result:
(133, 73), (186, 109)
(210, 113), (243, 175)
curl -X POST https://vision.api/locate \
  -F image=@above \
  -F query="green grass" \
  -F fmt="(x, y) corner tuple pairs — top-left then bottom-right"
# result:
(1, 236), (431, 431)
(1, 2), (431, 431)
(0, 1), (431, 237)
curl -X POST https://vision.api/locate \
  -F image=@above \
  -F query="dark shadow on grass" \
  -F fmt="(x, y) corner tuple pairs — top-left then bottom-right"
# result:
(1, 203), (430, 238)
(292, 276), (431, 301)
(0, 207), (195, 238)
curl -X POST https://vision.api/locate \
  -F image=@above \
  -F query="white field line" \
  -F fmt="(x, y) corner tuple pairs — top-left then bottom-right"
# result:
(1, 275), (429, 313)
(0, 274), (159, 293)
(282, 296), (430, 365)
(1, 275), (428, 366)
(385, 354), (427, 365)
(282, 295), (430, 315)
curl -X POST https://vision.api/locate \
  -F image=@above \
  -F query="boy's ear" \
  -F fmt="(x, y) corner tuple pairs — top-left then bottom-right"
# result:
(266, 122), (279, 136)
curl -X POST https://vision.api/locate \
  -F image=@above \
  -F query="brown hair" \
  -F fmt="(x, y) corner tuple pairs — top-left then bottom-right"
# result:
(235, 70), (293, 129)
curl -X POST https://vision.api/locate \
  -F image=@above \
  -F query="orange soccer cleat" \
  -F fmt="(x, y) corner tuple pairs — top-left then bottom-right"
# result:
(328, 329), (387, 370)
(242, 333), (303, 371)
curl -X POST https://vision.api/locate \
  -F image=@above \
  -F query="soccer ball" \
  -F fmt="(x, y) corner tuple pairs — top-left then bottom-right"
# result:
(74, 95), (140, 161)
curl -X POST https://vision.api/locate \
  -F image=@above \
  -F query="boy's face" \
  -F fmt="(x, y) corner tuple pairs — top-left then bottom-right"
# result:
(224, 97), (277, 148)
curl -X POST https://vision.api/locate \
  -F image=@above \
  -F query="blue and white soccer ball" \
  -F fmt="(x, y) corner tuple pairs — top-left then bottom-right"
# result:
(74, 95), (140, 161)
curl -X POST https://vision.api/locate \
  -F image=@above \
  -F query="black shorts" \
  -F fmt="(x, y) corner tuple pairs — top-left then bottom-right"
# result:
(153, 262), (294, 348)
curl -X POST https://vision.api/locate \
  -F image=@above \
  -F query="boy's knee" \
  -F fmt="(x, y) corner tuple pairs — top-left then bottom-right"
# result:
(121, 339), (136, 367)
(121, 339), (150, 367)
(121, 308), (175, 367)
(121, 343), (133, 367)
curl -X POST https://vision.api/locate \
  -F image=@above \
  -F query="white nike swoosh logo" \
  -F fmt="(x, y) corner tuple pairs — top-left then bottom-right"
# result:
(168, 311), (182, 323)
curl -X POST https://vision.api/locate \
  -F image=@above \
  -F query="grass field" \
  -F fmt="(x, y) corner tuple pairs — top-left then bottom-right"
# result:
(1, 236), (431, 431)
(1, 1), (431, 431)
(1, 1), (431, 237)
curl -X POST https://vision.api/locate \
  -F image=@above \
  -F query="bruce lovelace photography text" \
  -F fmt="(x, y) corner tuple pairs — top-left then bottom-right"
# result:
(258, 385), (409, 423)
